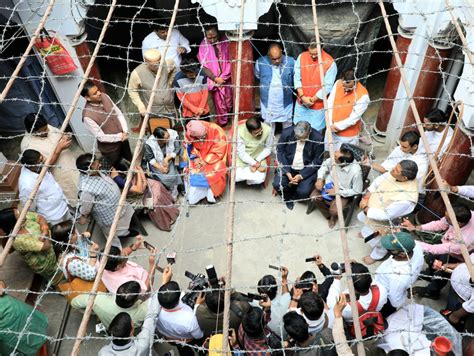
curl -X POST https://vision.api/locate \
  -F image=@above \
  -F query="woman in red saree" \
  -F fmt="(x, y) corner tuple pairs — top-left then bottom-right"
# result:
(185, 120), (227, 204)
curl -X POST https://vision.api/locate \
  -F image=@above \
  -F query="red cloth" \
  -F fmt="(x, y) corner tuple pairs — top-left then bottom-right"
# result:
(185, 121), (228, 197)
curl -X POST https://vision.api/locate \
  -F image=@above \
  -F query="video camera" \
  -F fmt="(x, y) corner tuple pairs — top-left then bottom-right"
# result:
(181, 265), (221, 308)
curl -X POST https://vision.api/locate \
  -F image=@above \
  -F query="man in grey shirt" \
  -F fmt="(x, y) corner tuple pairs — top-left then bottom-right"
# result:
(306, 146), (363, 228)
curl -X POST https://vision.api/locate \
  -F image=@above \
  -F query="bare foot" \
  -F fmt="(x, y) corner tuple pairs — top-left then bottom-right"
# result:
(362, 255), (377, 265)
(328, 218), (336, 229)
(272, 188), (278, 197)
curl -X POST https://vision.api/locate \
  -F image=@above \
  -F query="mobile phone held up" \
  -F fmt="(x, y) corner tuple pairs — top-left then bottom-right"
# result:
(143, 241), (155, 251)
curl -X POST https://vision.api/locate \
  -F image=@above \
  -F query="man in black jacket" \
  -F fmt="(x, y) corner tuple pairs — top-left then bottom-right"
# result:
(273, 121), (324, 209)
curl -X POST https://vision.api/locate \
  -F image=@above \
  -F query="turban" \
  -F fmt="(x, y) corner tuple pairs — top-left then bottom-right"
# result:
(186, 120), (207, 138)
(144, 49), (161, 62)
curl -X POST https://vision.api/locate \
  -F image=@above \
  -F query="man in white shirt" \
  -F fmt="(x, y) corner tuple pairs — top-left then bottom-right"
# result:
(155, 277), (203, 352)
(307, 146), (363, 228)
(255, 268), (291, 336)
(142, 23), (191, 67)
(421, 108), (454, 157)
(327, 262), (387, 324)
(19, 149), (70, 226)
(367, 131), (428, 192)
(374, 232), (424, 316)
(358, 160), (419, 264)
(443, 181), (474, 199)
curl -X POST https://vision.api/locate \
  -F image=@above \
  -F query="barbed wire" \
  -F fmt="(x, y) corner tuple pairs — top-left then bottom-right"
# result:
(0, 0), (474, 354)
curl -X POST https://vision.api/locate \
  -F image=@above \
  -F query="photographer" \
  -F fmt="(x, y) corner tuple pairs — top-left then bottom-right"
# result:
(155, 266), (203, 355)
(292, 255), (334, 302)
(255, 266), (290, 336)
(326, 262), (387, 324)
(283, 311), (335, 355)
(195, 286), (250, 338)
(289, 290), (330, 334)
(233, 295), (273, 353)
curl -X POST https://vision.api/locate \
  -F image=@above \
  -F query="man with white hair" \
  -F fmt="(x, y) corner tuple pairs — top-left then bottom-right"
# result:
(128, 49), (177, 131)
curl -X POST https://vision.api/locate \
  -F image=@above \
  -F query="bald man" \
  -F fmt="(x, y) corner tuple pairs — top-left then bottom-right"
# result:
(255, 43), (295, 137)
(128, 49), (177, 131)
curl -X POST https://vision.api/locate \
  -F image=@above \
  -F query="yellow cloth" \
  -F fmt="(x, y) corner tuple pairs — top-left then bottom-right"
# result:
(368, 174), (418, 210)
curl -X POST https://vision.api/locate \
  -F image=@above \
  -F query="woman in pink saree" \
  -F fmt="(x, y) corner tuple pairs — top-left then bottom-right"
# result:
(197, 26), (233, 126)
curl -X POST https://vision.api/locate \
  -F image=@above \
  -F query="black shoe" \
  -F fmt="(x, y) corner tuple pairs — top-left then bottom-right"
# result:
(413, 286), (440, 300)
(286, 201), (294, 210)
(306, 200), (316, 215)
(125, 229), (139, 238)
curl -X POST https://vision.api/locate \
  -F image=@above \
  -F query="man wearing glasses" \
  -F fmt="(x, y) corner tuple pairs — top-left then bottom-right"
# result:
(326, 69), (370, 152)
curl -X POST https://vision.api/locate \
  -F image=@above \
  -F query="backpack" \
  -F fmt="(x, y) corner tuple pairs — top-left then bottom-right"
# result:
(350, 285), (385, 338)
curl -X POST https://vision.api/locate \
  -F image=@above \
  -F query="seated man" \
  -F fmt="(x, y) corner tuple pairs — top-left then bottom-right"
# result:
(367, 131), (428, 192)
(143, 126), (182, 198)
(358, 160), (419, 264)
(283, 311), (335, 355)
(401, 204), (474, 300)
(273, 121), (324, 210)
(173, 57), (210, 122)
(307, 146), (363, 228)
(185, 120), (227, 204)
(76, 153), (136, 247)
(374, 232), (424, 316)
(102, 242), (153, 294)
(326, 262), (388, 325)
(0, 280), (49, 355)
(21, 113), (79, 205)
(19, 149), (71, 226)
(421, 108), (453, 157)
(235, 117), (272, 186)
(71, 281), (149, 329)
(195, 288), (250, 338)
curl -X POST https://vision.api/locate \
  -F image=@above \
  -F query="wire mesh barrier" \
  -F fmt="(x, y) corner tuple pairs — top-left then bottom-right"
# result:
(0, 0), (473, 355)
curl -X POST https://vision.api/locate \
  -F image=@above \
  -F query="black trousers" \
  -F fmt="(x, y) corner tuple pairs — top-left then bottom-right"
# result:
(273, 168), (317, 202)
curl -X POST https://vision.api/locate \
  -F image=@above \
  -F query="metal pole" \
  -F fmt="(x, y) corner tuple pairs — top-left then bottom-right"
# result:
(222, 0), (246, 352)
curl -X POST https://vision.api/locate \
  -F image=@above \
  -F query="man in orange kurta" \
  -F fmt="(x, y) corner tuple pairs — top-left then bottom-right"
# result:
(185, 120), (227, 204)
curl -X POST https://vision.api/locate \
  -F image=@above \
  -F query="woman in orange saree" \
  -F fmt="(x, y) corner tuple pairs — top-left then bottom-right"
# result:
(185, 120), (227, 204)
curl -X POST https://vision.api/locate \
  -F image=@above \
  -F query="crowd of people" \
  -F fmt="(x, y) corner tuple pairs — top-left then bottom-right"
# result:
(0, 22), (473, 355)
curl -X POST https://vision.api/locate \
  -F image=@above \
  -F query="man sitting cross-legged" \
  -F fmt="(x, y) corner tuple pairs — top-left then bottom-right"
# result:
(306, 146), (363, 228)
(235, 117), (273, 186)
(358, 160), (419, 265)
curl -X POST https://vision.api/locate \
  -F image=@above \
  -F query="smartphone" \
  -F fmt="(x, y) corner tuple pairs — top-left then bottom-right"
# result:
(166, 251), (176, 265)
(156, 265), (164, 273)
(344, 293), (351, 302)
(305, 257), (317, 262)
(143, 241), (155, 251)
(268, 264), (281, 271)
(206, 265), (219, 288)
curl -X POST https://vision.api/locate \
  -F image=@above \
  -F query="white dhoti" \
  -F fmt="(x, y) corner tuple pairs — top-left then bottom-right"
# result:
(186, 183), (216, 205)
(357, 211), (389, 260)
(235, 167), (266, 185)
